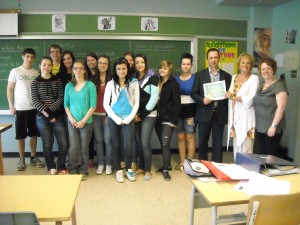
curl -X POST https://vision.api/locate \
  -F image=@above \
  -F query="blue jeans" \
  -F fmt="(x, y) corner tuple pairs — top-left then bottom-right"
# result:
(36, 115), (68, 171)
(108, 117), (134, 171)
(67, 122), (93, 174)
(135, 116), (156, 172)
(93, 115), (112, 166)
(155, 123), (174, 170)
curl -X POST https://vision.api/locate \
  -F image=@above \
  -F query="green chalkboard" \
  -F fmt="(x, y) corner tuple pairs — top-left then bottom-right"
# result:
(0, 39), (191, 110)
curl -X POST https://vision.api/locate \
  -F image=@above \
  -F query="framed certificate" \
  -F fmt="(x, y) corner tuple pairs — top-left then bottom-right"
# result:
(203, 80), (226, 100)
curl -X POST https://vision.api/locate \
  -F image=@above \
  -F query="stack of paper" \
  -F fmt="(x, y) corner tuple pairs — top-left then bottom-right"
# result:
(201, 161), (252, 181)
(234, 171), (291, 195)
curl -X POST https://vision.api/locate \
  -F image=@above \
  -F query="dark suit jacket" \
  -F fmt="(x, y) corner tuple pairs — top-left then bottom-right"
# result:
(191, 68), (231, 125)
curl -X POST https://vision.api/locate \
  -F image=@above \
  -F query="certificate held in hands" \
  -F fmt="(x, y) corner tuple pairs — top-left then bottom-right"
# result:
(203, 80), (226, 100)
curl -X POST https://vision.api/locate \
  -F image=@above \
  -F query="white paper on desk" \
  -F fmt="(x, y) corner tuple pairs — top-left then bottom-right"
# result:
(234, 171), (290, 195)
(212, 162), (252, 180)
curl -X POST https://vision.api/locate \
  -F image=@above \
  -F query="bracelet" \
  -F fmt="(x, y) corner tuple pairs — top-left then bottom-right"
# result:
(271, 123), (277, 128)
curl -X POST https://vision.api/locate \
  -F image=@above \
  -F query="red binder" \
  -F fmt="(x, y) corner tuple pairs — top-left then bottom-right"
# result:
(201, 160), (232, 181)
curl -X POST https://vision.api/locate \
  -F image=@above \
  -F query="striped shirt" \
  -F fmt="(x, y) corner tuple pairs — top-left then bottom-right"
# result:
(30, 75), (64, 120)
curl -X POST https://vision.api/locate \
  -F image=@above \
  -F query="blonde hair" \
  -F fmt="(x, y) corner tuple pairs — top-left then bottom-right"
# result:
(237, 52), (255, 72)
(158, 60), (174, 78)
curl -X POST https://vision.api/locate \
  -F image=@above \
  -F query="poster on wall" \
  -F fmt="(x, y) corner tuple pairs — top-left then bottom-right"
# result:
(52, 15), (66, 32)
(205, 41), (238, 75)
(254, 28), (272, 67)
(141, 17), (158, 31)
(98, 16), (116, 30)
(286, 29), (297, 44)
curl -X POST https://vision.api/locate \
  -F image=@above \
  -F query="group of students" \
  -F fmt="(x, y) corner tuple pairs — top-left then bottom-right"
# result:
(7, 45), (288, 183)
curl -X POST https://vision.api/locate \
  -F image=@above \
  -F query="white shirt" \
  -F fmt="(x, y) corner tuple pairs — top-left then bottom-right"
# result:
(8, 66), (39, 110)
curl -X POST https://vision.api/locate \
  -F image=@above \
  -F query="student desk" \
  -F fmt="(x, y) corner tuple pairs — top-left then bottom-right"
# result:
(0, 124), (12, 175)
(0, 175), (82, 225)
(188, 173), (300, 225)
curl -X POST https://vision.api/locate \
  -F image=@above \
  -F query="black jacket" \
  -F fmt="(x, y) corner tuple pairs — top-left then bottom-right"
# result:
(157, 75), (181, 125)
(191, 68), (231, 125)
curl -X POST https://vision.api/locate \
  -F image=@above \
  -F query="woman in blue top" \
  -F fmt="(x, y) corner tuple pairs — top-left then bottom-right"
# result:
(104, 58), (140, 183)
(64, 60), (97, 181)
(175, 53), (196, 171)
(134, 53), (159, 181)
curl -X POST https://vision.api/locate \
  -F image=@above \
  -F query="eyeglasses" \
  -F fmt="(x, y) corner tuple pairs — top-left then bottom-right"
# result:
(73, 67), (85, 71)
(98, 62), (108, 65)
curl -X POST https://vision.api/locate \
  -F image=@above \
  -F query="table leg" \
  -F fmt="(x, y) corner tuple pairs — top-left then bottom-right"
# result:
(189, 185), (196, 225)
(55, 221), (62, 225)
(0, 134), (4, 175)
(71, 205), (77, 225)
(212, 206), (217, 225)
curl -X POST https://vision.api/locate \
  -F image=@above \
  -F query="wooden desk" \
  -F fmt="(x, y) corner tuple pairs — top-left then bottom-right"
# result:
(188, 173), (300, 225)
(0, 175), (82, 225)
(0, 124), (12, 175)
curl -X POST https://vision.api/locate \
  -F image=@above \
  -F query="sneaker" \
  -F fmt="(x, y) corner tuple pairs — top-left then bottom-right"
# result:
(106, 165), (113, 175)
(30, 157), (45, 168)
(96, 165), (104, 175)
(162, 170), (171, 181)
(81, 172), (89, 181)
(131, 162), (137, 171)
(49, 168), (57, 175)
(143, 172), (152, 181)
(58, 169), (69, 175)
(116, 170), (125, 183)
(156, 166), (172, 173)
(17, 158), (26, 171)
(126, 169), (136, 182)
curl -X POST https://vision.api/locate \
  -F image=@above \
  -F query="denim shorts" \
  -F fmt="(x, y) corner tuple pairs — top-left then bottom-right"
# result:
(175, 117), (196, 134)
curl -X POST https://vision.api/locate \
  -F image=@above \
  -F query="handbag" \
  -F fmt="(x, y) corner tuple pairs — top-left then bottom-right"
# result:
(183, 159), (211, 177)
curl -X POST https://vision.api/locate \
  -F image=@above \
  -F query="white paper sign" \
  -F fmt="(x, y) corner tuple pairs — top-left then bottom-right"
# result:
(141, 17), (158, 31)
(52, 15), (66, 32)
(98, 16), (116, 30)
(203, 80), (226, 100)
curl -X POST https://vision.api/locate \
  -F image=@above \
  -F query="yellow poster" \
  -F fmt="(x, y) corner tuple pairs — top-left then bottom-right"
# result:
(205, 41), (238, 75)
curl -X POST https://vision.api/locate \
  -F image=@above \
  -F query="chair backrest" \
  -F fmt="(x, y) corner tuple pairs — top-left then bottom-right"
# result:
(0, 212), (40, 225)
(246, 192), (300, 225)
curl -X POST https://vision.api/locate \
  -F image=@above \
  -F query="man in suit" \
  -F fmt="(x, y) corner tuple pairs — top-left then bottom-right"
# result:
(191, 48), (231, 162)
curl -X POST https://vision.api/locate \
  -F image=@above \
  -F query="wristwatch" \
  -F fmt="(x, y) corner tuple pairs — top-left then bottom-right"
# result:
(271, 123), (277, 128)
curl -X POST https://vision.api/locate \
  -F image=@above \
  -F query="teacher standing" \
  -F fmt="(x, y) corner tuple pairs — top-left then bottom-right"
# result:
(191, 48), (231, 162)
(253, 58), (288, 157)
(225, 53), (259, 159)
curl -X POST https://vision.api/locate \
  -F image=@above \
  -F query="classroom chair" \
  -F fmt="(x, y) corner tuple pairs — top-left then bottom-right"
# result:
(246, 192), (300, 225)
(0, 212), (40, 225)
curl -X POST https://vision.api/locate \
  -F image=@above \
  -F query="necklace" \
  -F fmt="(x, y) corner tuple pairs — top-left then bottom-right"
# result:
(263, 78), (276, 88)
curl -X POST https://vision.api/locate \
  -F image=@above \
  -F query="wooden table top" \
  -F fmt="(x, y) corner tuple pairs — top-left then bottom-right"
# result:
(0, 175), (82, 222)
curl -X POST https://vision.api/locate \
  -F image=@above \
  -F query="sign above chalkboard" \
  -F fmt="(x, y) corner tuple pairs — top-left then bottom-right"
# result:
(0, 14), (18, 36)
